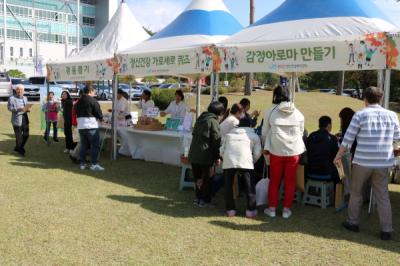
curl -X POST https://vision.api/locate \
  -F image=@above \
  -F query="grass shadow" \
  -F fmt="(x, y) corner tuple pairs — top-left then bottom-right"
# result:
(1, 134), (400, 254)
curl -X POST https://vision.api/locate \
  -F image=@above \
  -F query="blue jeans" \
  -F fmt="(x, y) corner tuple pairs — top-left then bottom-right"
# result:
(79, 129), (100, 165)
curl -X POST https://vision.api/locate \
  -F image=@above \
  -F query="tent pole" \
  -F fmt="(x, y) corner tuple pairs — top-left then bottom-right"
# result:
(196, 76), (201, 118)
(210, 73), (215, 102)
(377, 70), (384, 89)
(111, 73), (118, 160)
(213, 72), (220, 102)
(383, 69), (391, 109)
(289, 72), (296, 102)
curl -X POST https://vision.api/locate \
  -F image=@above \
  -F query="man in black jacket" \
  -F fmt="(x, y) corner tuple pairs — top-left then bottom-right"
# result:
(76, 86), (104, 171)
(307, 116), (339, 181)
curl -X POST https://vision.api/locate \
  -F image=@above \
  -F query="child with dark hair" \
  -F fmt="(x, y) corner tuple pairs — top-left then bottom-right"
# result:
(188, 101), (225, 207)
(42, 91), (60, 142)
(239, 98), (260, 128)
(221, 118), (262, 218)
(218, 96), (230, 123)
(220, 103), (243, 137)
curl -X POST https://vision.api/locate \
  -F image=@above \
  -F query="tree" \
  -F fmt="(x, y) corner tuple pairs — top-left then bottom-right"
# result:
(7, 69), (26, 78)
(141, 76), (159, 83)
(244, 0), (255, 96)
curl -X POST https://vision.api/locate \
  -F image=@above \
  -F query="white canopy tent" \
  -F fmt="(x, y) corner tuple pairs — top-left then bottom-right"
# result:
(112, 0), (243, 160)
(46, 1), (150, 160)
(217, 0), (399, 106)
(47, 1), (150, 81)
(118, 0), (242, 81)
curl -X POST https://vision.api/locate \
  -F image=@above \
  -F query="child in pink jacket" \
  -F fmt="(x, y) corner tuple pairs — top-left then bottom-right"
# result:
(42, 91), (60, 142)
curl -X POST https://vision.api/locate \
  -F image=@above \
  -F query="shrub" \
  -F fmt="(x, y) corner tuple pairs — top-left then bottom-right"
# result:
(152, 89), (176, 110)
(141, 76), (158, 83)
(201, 87), (228, 95)
(164, 78), (178, 84)
(181, 87), (192, 93)
(229, 77), (245, 92)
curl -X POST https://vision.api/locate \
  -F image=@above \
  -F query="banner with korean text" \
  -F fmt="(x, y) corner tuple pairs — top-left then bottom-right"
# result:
(118, 47), (213, 77)
(47, 58), (118, 82)
(216, 33), (388, 74)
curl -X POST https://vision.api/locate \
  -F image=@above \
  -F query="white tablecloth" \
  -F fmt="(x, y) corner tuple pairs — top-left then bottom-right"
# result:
(118, 127), (192, 166)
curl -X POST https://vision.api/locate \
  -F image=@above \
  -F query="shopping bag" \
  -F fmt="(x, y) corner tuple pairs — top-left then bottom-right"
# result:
(256, 178), (269, 206)
(296, 165), (305, 192)
(72, 127), (80, 142)
(57, 114), (64, 129)
(335, 183), (345, 209)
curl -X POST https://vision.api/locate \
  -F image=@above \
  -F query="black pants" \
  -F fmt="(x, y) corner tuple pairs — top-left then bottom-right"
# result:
(44, 121), (58, 140)
(224, 169), (256, 211)
(13, 123), (29, 151)
(191, 164), (213, 203)
(64, 123), (74, 150)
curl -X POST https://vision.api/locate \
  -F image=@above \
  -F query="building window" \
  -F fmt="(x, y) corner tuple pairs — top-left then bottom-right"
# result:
(35, 9), (66, 23)
(82, 37), (93, 46)
(38, 32), (66, 44)
(29, 48), (33, 57)
(7, 29), (32, 40)
(82, 0), (96, 5)
(20, 48), (23, 57)
(68, 36), (77, 45)
(7, 5), (32, 18)
(83, 16), (95, 27)
(10, 47), (13, 57)
(68, 14), (77, 24)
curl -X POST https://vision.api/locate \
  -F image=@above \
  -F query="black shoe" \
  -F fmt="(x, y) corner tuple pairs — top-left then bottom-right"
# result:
(380, 232), (391, 241)
(17, 148), (25, 156)
(14, 147), (19, 152)
(342, 221), (360, 232)
(69, 155), (80, 164)
(54, 139), (59, 142)
(44, 136), (48, 142)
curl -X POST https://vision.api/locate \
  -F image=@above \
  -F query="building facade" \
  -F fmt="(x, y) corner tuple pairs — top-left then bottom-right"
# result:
(0, 0), (118, 77)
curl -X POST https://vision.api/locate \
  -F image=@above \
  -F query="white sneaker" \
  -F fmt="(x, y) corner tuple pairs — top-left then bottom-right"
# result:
(80, 164), (86, 170)
(264, 208), (276, 218)
(282, 208), (292, 219)
(90, 164), (105, 171)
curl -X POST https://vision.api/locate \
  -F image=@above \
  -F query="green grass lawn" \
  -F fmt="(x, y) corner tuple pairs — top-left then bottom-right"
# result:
(0, 91), (399, 265)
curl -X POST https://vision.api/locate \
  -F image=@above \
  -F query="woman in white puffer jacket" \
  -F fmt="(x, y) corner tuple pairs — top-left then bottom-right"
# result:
(262, 85), (305, 219)
(221, 119), (262, 218)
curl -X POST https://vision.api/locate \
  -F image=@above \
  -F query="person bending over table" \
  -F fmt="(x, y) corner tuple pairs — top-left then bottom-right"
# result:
(136, 90), (155, 117)
(160, 89), (192, 119)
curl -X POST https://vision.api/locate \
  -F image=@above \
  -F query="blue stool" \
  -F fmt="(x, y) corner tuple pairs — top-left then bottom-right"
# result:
(302, 174), (334, 209)
(279, 183), (303, 203)
(179, 164), (195, 191)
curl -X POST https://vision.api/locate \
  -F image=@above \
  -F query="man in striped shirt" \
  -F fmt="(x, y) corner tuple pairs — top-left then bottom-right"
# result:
(334, 86), (400, 241)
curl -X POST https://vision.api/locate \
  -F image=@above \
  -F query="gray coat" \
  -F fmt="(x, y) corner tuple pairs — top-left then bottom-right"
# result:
(8, 95), (29, 126)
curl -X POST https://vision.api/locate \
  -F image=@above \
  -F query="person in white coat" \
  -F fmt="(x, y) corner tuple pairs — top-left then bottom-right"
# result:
(221, 119), (262, 218)
(220, 103), (243, 137)
(262, 85), (305, 219)
(136, 90), (155, 117)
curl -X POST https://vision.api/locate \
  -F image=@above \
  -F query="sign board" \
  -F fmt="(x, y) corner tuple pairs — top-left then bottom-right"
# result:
(119, 47), (213, 76)
(47, 58), (117, 82)
(217, 33), (388, 74)
(165, 118), (183, 131)
(145, 107), (160, 118)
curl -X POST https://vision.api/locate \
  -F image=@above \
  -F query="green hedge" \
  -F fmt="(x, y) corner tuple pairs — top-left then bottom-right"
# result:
(201, 87), (228, 95)
(152, 89), (176, 110)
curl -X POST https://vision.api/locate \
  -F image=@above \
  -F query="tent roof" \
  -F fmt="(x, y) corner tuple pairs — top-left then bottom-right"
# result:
(58, 2), (149, 64)
(120, 0), (242, 54)
(222, 0), (398, 45)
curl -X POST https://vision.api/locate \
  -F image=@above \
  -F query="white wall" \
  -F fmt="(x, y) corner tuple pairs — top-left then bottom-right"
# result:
(1, 39), (76, 77)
